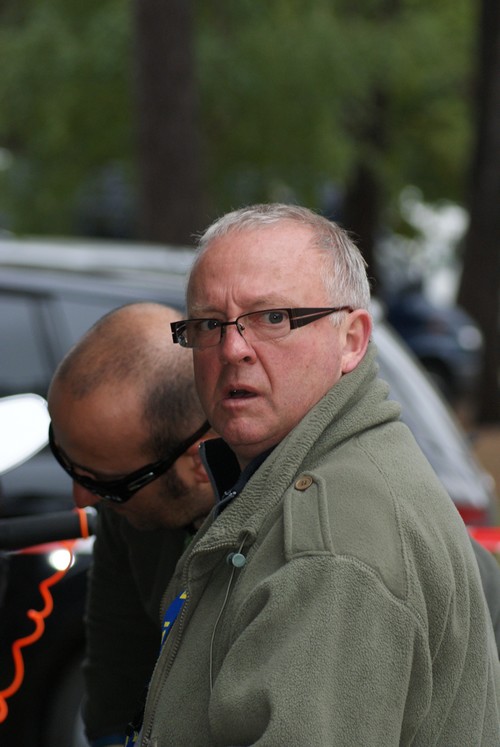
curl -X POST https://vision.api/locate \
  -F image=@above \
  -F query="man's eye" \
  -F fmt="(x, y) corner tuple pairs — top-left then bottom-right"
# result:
(263, 310), (287, 325)
(198, 319), (221, 332)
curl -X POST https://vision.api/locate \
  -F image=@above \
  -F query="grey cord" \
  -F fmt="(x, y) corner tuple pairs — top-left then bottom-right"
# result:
(209, 535), (248, 692)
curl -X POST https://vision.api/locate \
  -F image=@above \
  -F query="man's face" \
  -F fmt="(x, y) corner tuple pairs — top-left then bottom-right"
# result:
(48, 384), (214, 531)
(188, 221), (360, 467)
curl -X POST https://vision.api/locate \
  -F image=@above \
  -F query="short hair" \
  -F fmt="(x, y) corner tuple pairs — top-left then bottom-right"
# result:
(193, 203), (371, 311)
(49, 303), (206, 460)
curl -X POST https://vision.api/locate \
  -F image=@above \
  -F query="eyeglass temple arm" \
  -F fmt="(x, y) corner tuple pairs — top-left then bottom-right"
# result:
(289, 307), (352, 329)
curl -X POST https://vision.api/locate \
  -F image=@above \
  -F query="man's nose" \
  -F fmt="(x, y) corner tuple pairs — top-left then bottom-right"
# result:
(72, 482), (100, 508)
(219, 322), (252, 357)
(220, 322), (255, 363)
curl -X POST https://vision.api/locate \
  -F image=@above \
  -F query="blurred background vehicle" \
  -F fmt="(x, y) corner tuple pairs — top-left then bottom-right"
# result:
(384, 280), (484, 404)
(0, 238), (497, 747)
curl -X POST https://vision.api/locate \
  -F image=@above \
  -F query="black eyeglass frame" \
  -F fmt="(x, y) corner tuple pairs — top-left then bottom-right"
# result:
(170, 306), (353, 348)
(48, 420), (211, 504)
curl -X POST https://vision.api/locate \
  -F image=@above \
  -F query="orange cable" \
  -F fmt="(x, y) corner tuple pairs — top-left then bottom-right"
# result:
(0, 540), (76, 723)
(75, 507), (90, 539)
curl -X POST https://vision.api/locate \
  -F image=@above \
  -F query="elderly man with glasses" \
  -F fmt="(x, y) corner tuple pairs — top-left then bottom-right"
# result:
(47, 302), (216, 747)
(136, 204), (500, 747)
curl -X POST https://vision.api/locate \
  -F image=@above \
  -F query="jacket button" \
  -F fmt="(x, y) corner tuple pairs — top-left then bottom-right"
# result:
(295, 475), (313, 491)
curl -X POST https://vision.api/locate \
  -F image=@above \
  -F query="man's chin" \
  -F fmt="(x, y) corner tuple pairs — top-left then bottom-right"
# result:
(222, 428), (276, 466)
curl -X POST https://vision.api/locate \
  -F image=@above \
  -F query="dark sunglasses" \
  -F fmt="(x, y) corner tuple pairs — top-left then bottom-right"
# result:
(48, 420), (211, 504)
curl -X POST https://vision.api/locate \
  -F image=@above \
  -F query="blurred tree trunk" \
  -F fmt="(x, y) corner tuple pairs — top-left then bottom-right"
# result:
(133, 0), (203, 245)
(341, 160), (381, 294)
(341, 88), (389, 295)
(458, 0), (500, 422)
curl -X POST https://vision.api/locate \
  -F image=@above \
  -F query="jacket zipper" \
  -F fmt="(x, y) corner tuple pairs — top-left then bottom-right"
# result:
(140, 539), (244, 743)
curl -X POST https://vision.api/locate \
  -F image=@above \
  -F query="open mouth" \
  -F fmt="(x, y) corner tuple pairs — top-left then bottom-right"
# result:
(229, 389), (255, 399)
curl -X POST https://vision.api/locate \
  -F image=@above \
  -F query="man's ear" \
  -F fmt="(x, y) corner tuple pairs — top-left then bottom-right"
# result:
(341, 309), (372, 374)
(184, 432), (218, 483)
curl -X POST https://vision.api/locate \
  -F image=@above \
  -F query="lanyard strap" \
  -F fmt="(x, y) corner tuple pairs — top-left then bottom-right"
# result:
(161, 590), (187, 647)
(124, 590), (187, 746)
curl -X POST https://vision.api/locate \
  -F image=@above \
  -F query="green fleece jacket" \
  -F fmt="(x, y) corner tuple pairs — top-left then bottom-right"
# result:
(140, 344), (500, 746)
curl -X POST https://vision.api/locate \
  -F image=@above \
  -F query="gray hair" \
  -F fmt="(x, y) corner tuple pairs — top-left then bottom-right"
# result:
(194, 203), (371, 311)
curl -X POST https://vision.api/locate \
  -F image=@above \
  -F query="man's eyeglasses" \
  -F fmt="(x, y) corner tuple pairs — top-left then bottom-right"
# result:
(48, 420), (211, 504)
(170, 306), (353, 350)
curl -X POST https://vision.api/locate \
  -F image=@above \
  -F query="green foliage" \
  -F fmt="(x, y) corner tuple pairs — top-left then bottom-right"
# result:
(197, 0), (357, 209)
(197, 0), (474, 214)
(0, 0), (475, 234)
(0, 0), (133, 233)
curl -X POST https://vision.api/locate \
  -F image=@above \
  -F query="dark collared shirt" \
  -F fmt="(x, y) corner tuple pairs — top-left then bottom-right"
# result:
(200, 438), (273, 514)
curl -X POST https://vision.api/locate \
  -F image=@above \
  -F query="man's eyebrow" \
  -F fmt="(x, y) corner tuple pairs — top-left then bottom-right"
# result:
(186, 307), (220, 317)
(187, 298), (291, 316)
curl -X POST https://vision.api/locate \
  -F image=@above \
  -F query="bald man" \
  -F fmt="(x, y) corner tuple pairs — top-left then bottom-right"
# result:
(48, 302), (216, 747)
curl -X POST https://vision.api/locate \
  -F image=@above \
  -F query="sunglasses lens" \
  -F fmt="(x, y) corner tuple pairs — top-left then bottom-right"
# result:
(72, 474), (127, 504)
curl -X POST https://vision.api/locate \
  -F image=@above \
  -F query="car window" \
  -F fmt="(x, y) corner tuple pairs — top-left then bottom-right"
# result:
(0, 295), (52, 396)
(53, 296), (130, 349)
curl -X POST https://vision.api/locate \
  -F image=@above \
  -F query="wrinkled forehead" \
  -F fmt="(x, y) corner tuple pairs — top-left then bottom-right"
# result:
(187, 222), (323, 308)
